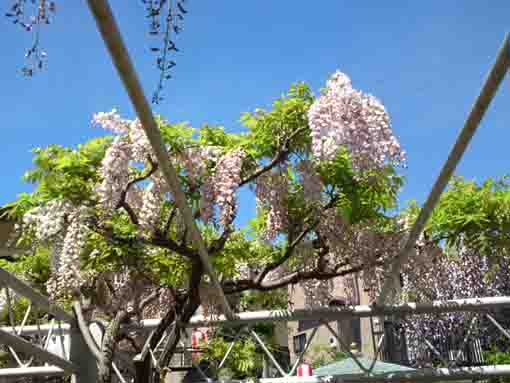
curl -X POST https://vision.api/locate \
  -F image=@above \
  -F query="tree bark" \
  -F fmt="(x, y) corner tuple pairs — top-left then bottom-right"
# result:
(136, 259), (203, 383)
(98, 309), (128, 383)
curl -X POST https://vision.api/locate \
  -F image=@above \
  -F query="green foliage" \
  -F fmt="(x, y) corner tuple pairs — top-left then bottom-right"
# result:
(0, 248), (51, 291)
(317, 149), (403, 225)
(240, 289), (288, 311)
(309, 344), (348, 368)
(484, 347), (510, 383)
(240, 83), (313, 160)
(404, 176), (510, 264)
(200, 333), (263, 379)
(21, 137), (111, 204)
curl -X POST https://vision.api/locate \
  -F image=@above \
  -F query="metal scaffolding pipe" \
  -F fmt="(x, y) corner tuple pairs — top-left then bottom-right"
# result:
(0, 328), (78, 373)
(377, 33), (510, 305)
(260, 365), (510, 383)
(0, 267), (73, 323)
(180, 296), (510, 327)
(0, 366), (66, 378)
(4, 296), (510, 335)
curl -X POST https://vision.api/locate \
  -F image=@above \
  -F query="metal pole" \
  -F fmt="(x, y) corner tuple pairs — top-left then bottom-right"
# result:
(377, 33), (510, 305)
(259, 365), (510, 383)
(250, 330), (286, 377)
(0, 328), (78, 373)
(0, 366), (67, 378)
(3, 296), (510, 334)
(0, 267), (72, 322)
(486, 313), (510, 341)
(85, 0), (234, 319)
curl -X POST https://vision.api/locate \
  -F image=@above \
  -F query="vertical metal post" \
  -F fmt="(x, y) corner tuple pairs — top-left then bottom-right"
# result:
(69, 323), (98, 383)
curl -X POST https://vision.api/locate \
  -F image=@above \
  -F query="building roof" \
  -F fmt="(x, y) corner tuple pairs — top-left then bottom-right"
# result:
(313, 357), (416, 377)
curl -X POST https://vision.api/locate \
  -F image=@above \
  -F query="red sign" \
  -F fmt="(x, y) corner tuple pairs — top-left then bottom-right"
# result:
(297, 363), (313, 377)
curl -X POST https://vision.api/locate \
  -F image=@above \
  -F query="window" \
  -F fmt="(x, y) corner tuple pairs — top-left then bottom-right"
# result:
(351, 318), (361, 346)
(293, 333), (307, 354)
(297, 319), (320, 332)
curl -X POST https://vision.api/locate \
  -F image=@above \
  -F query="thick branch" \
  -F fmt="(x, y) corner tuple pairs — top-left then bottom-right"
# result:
(225, 259), (384, 294)
(116, 158), (159, 225)
(258, 265), (367, 291)
(255, 223), (314, 285)
(139, 258), (203, 372)
(239, 126), (306, 186)
(98, 309), (129, 383)
(97, 226), (196, 259)
(255, 199), (338, 285)
(139, 288), (161, 311)
(72, 301), (102, 361)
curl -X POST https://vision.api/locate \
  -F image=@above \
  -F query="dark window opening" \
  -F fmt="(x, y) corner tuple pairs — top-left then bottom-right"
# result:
(293, 333), (307, 354)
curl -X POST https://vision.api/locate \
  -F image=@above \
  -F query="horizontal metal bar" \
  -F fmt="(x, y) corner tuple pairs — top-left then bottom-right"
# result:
(0, 366), (67, 378)
(175, 296), (510, 328)
(260, 365), (510, 383)
(1, 323), (71, 336)
(0, 266), (73, 323)
(5, 296), (510, 336)
(0, 328), (78, 373)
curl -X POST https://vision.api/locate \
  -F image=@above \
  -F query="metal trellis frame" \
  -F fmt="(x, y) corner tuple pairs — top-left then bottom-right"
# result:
(1, 0), (509, 380)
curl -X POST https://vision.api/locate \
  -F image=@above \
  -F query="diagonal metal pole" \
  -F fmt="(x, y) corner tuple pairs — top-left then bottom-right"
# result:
(250, 330), (286, 377)
(218, 331), (243, 369)
(377, 33), (510, 305)
(486, 313), (510, 341)
(403, 318), (449, 367)
(85, 0), (234, 320)
(367, 333), (386, 374)
(322, 321), (370, 374)
(452, 314), (478, 365)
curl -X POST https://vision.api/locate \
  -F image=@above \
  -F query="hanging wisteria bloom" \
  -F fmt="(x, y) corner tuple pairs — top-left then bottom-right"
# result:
(256, 171), (289, 241)
(95, 136), (132, 214)
(297, 160), (322, 202)
(129, 119), (153, 162)
(308, 71), (406, 172)
(92, 109), (130, 135)
(138, 174), (164, 235)
(200, 149), (245, 226)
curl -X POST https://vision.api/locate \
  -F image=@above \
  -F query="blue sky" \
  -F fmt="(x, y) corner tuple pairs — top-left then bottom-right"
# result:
(1, 2), (509, 224)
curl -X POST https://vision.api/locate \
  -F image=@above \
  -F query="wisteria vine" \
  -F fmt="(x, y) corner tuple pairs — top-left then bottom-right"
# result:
(6, 0), (188, 102)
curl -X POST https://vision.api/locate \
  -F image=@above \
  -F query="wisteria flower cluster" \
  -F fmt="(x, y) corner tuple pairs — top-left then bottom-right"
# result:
(256, 171), (289, 241)
(297, 160), (322, 202)
(95, 136), (132, 213)
(308, 71), (406, 172)
(22, 201), (89, 300)
(200, 149), (245, 226)
(400, 247), (509, 366)
(92, 109), (130, 135)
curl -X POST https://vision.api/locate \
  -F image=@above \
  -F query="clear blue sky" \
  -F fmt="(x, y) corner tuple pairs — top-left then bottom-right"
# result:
(1, 2), (509, 223)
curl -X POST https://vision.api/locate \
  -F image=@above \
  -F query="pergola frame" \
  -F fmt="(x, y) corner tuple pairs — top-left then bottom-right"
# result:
(0, 0), (509, 381)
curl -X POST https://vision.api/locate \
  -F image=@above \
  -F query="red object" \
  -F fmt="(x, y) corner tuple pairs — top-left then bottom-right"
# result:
(191, 329), (208, 360)
(297, 363), (313, 377)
